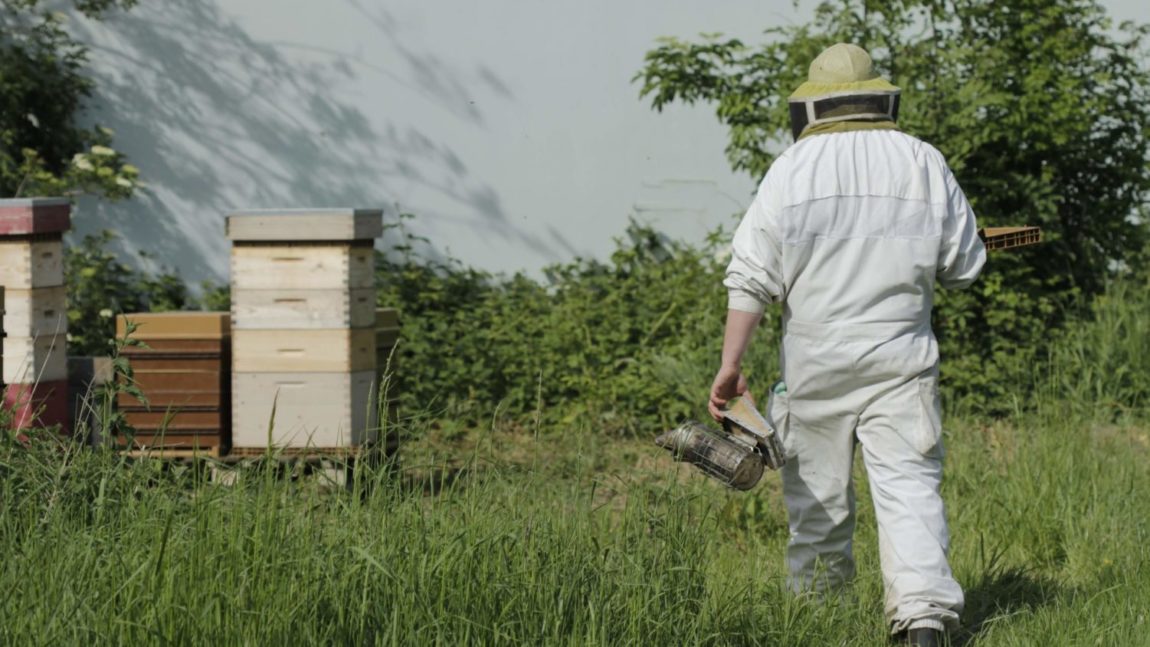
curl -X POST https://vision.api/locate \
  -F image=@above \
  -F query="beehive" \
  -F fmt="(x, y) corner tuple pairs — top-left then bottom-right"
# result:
(115, 312), (231, 454)
(227, 209), (384, 453)
(0, 199), (70, 433)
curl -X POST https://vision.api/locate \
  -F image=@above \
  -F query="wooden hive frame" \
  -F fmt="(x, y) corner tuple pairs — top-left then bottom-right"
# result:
(978, 226), (1042, 251)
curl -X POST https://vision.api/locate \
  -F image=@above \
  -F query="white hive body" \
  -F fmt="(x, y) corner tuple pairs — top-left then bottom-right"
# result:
(230, 287), (376, 330)
(0, 238), (67, 383)
(0, 239), (65, 288)
(0, 198), (72, 431)
(231, 371), (378, 448)
(3, 334), (68, 383)
(230, 244), (375, 291)
(2, 286), (67, 337)
(226, 209), (384, 452)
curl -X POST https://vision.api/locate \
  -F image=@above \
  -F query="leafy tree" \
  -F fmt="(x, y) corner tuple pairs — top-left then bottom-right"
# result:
(636, 0), (1150, 410)
(1, 0), (138, 198)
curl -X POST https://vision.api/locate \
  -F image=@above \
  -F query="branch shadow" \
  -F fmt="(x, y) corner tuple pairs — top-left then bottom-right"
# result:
(67, 0), (561, 282)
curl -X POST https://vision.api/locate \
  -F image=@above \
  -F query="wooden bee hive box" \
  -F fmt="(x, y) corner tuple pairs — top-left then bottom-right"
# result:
(115, 312), (231, 454)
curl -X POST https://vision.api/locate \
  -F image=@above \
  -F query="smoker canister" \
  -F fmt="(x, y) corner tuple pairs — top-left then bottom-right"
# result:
(655, 420), (764, 490)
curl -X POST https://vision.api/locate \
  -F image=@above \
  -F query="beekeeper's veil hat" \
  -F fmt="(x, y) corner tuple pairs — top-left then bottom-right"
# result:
(788, 43), (901, 140)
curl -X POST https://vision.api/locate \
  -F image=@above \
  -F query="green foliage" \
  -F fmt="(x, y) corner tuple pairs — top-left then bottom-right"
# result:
(377, 222), (779, 436)
(1036, 269), (1150, 423)
(65, 231), (194, 356)
(0, 0), (139, 198)
(635, 0), (1150, 411)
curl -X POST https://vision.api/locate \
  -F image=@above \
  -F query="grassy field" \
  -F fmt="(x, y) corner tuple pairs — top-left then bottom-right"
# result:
(3, 275), (1149, 645)
(1, 399), (1147, 645)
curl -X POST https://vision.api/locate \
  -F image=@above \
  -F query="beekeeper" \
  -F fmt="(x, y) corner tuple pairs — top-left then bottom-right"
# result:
(708, 43), (985, 645)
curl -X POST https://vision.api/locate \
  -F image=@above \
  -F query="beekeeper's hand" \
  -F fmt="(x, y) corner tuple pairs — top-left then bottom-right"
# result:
(709, 365), (748, 421)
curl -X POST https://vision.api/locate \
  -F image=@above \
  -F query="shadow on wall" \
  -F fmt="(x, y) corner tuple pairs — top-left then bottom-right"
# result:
(68, 0), (559, 283)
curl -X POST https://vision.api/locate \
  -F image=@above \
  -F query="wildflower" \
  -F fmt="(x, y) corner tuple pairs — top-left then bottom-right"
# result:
(90, 145), (116, 157)
(115, 177), (133, 188)
(99, 309), (113, 318)
(72, 154), (94, 171)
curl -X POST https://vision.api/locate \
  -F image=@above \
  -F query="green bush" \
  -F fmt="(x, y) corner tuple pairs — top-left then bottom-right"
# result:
(376, 222), (781, 436)
(65, 231), (197, 356)
(1, 1), (139, 199)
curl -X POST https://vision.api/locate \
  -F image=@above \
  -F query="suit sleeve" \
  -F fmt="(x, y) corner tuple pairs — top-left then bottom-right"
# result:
(723, 169), (785, 314)
(937, 167), (987, 289)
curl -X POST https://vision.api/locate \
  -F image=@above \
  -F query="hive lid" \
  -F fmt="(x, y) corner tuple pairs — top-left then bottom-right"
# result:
(116, 312), (231, 340)
(226, 209), (383, 242)
(0, 198), (71, 236)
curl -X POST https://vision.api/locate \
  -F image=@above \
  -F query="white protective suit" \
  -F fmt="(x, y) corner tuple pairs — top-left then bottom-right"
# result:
(724, 129), (986, 633)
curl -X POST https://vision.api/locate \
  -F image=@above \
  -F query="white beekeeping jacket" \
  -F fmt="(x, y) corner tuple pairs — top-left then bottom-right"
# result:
(725, 129), (986, 341)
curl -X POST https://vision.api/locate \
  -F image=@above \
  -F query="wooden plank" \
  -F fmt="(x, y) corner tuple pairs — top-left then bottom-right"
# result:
(231, 370), (379, 448)
(232, 329), (375, 373)
(121, 408), (227, 429)
(3, 334), (67, 383)
(117, 390), (224, 409)
(226, 446), (366, 458)
(231, 288), (375, 329)
(0, 198), (71, 235)
(120, 446), (221, 459)
(230, 245), (374, 290)
(116, 312), (230, 340)
(2, 286), (67, 337)
(226, 209), (383, 242)
(0, 239), (64, 288)
(121, 339), (227, 354)
(130, 371), (225, 392)
(126, 356), (225, 373)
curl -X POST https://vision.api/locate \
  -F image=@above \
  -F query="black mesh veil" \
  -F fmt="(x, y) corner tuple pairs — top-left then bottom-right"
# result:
(789, 93), (900, 141)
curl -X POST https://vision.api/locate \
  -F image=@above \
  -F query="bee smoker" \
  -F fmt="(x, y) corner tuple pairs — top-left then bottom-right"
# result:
(654, 396), (786, 491)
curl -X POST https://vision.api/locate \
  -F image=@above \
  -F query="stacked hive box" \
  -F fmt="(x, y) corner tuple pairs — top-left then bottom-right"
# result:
(115, 313), (231, 455)
(0, 199), (70, 431)
(228, 209), (382, 453)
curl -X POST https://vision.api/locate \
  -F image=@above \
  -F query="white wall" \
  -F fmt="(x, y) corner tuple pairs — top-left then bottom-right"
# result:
(68, 0), (813, 282)
(67, 0), (1147, 283)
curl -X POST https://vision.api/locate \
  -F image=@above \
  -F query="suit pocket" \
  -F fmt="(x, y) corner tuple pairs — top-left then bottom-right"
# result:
(768, 389), (796, 459)
(915, 371), (944, 457)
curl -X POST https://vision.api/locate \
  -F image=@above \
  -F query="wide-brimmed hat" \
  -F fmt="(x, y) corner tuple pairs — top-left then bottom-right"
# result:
(787, 43), (901, 140)
(788, 43), (900, 101)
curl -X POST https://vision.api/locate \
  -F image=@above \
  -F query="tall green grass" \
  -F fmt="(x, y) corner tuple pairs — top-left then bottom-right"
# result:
(1, 276), (1148, 645)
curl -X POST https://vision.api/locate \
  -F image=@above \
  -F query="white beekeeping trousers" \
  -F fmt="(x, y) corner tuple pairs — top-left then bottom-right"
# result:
(769, 319), (965, 634)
